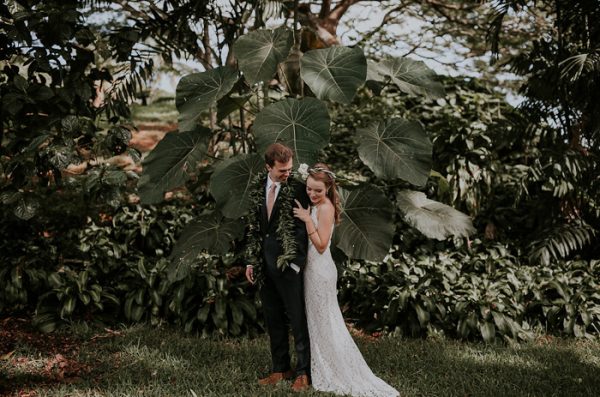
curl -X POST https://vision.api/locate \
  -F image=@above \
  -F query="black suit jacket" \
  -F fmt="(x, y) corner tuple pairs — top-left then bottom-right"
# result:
(260, 178), (310, 272)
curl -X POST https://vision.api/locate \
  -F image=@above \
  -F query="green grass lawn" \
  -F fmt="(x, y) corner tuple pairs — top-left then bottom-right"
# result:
(2, 321), (600, 397)
(130, 96), (178, 125)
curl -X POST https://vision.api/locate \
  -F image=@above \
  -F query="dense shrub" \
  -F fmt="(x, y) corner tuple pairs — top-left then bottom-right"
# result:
(338, 238), (600, 342)
(3, 199), (599, 341)
(0, 202), (261, 335)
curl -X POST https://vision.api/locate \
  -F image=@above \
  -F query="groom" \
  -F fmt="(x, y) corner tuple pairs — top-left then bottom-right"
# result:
(245, 142), (311, 392)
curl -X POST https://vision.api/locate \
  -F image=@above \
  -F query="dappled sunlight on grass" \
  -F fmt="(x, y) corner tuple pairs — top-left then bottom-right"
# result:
(3, 322), (600, 396)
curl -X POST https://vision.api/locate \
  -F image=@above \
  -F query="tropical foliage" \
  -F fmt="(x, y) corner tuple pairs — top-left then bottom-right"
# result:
(137, 4), (477, 275)
(1, 0), (599, 342)
(486, 0), (600, 264)
(339, 240), (600, 342)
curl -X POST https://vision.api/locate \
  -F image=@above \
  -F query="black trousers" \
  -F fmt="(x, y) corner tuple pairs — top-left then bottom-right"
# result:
(260, 266), (310, 377)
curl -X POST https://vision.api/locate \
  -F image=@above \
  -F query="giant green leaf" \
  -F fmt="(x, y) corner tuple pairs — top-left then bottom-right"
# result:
(357, 118), (432, 186)
(168, 212), (245, 282)
(396, 190), (476, 240)
(368, 56), (444, 99)
(300, 46), (367, 103)
(253, 97), (330, 166)
(210, 154), (265, 218)
(138, 127), (211, 204)
(217, 93), (252, 121)
(175, 66), (238, 131)
(233, 27), (293, 85)
(333, 186), (394, 261)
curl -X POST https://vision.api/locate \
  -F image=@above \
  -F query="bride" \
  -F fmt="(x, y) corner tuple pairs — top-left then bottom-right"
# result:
(293, 163), (399, 397)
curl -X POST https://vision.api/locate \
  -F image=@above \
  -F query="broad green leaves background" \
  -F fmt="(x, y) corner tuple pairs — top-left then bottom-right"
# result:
(367, 57), (445, 99)
(176, 67), (238, 132)
(138, 27), (469, 264)
(253, 98), (330, 166)
(138, 126), (211, 204)
(233, 27), (293, 85)
(210, 154), (265, 218)
(301, 46), (367, 103)
(335, 186), (395, 261)
(357, 119), (433, 186)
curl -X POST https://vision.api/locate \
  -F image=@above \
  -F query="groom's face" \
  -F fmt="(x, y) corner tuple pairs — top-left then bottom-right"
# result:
(267, 159), (294, 183)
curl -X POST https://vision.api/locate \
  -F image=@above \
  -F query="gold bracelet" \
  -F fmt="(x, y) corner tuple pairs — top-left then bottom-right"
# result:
(308, 230), (317, 236)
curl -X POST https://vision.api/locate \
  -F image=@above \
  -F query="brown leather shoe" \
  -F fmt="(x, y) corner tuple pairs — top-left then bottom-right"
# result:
(291, 375), (310, 392)
(258, 369), (294, 385)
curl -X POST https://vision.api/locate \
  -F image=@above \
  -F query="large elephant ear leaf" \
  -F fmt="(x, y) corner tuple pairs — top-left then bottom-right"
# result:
(175, 66), (238, 131)
(217, 93), (252, 121)
(168, 211), (245, 282)
(300, 46), (367, 104)
(334, 186), (395, 261)
(138, 126), (212, 204)
(210, 154), (265, 218)
(357, 118), (432, 186)
(368, 56), (444, 99)
(396, 190), (476, 240)
(233, 27), (293, 85)
(253, 97), (330, 166)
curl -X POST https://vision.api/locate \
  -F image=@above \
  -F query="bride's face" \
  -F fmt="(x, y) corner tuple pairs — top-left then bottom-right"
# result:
(306, 176), (327, 205)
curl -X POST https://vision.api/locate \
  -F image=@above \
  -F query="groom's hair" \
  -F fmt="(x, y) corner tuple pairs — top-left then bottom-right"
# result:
(265, 142), (294, 166)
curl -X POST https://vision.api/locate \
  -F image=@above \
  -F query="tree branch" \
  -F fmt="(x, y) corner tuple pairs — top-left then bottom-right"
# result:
(319, 0), (332, 19)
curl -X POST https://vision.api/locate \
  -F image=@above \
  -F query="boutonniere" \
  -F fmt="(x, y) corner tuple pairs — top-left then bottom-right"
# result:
(244, 170), (299, 286)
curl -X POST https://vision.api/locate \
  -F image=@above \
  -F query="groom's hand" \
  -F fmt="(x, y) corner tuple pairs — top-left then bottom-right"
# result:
(245, 265), (255, 284)
(293, 199), (310, 223)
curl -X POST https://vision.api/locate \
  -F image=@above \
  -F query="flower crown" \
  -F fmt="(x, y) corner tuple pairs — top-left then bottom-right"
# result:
(297, 163), (336, 181)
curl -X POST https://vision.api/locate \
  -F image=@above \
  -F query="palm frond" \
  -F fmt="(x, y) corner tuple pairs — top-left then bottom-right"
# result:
(528, 221), (597, 265)
(486, 2), (510, 61)
(104, 57), (154, 117)
(559, 51), (600, 82)
(397, 190), (476, 240)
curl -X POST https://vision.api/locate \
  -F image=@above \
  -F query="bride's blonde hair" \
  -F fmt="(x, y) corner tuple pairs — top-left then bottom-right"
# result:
(308, 163), (341, 224)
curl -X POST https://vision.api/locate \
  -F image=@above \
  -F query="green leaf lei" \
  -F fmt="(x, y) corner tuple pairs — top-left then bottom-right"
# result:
(244, 170), (298, 286)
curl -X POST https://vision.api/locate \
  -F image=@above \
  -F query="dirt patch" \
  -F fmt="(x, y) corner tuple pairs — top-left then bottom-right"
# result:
(0, 317), (103, 396)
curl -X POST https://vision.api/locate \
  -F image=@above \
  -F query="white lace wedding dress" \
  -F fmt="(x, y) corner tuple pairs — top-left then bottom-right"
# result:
(304, 207), (399, 397)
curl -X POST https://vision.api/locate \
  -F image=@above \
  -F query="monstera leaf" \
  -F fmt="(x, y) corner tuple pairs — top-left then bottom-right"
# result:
(357, 118), (432, 186)
(138, 127), (211, 204)
(367, 56), (444, 99)
(334, 186), (395, 261)
(168, 212), (245, 281)
(396, 190), (476, 240)
(253, 97), (330, 166)
(300, 46), (367, 103)
(175, 66), (238, 131)
(233, 27), (293, 85)
(210, 154), (265, 218)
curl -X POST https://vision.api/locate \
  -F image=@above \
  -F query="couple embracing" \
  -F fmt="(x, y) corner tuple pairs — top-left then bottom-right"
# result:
(245, 143), (399, 397)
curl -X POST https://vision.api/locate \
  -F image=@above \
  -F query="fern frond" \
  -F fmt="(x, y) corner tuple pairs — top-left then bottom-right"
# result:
(528, 221), (597, 265)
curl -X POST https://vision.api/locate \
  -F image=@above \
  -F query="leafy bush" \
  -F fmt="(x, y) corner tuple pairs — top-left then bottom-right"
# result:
(338, 237), (600, 342)
(4, 197), (599, 341)
(1, 200), (263, 335)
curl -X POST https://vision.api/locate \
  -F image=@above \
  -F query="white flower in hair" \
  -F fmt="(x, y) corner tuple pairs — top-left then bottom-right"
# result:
(297, 163), (310, 180)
